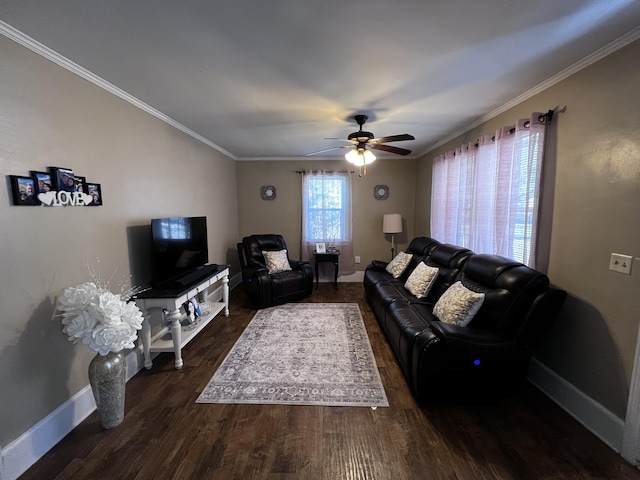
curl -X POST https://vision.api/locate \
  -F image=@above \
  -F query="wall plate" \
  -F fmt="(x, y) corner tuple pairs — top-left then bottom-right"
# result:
(261, 185), (276, 200)
(610, 253), (633, 275)
(374, 185), (389, 200)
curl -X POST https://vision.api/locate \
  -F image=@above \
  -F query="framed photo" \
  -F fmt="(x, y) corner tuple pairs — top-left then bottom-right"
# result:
(86, 183), (102, 206)
(31, 170), (53, 195)
(10, 175), (38, 206)
(315, 242), (326, 253)
(51, 167), (76, 192)
(74, 175), (87, 194)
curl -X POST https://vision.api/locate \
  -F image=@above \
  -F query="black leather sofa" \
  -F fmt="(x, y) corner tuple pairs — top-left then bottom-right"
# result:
(364, 236), (566, 401)
(237, 234), (314, 308)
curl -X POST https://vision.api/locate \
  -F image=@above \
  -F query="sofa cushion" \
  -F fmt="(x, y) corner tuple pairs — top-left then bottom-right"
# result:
(423, 243), (474, 301)
(406, 236), (441, 256)
(460, 254), (549, 331)
(262, 249), (292, 274)
(386, 251), (413, 278)
(433, 281), (485, 327)
(404, 263), (439, 298)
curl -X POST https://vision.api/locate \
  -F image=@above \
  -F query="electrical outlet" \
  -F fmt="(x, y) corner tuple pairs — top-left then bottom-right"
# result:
(355, 256), (361, 264)
(610, 253), (633, 275)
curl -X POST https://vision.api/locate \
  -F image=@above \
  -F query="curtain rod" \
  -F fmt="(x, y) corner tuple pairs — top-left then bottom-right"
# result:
(295, 170), (355, 174)
(482, 109), (555, 146)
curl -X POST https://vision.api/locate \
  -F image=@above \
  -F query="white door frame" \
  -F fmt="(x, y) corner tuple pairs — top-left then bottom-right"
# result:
(621, 319), (640, 466)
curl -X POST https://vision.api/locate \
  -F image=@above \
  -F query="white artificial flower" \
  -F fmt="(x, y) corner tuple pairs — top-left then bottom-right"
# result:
(85, 324), (137, 356)
(58, 282), (100, 316)
(122, 301), (144, 330)
(58, 273), (144, 355)
(61, 311), (98, 342)
(87, 291), (124, 326)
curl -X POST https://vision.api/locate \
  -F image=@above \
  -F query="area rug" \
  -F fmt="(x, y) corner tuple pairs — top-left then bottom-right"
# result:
(196, 303), (389, 407)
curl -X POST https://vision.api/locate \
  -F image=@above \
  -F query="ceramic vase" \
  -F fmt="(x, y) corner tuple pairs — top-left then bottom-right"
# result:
(88, 350), (126, 429)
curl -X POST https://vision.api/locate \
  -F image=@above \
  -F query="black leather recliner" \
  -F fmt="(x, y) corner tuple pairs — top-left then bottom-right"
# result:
(237, 234), (314, 308)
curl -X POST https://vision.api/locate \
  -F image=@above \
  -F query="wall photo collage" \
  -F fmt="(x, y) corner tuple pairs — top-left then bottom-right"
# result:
(9, 166), (102, 207)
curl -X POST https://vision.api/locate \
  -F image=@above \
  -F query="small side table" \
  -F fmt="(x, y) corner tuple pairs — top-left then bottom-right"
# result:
(313, 249), (340, 289)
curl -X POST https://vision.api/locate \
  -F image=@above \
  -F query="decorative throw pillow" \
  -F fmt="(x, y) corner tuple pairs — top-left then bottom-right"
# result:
(262, 249), (292, 274)
(433, 281), (485, 327)
(385, 251), (413, 278)
(404, 263), (439, 298)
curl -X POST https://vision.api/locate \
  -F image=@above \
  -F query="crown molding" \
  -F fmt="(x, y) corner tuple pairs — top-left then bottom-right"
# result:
(419, 26), (640, 157)
(0, 20), (236, 160)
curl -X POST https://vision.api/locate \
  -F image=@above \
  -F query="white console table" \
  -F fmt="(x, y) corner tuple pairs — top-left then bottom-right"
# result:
(134, 265), (229, 369)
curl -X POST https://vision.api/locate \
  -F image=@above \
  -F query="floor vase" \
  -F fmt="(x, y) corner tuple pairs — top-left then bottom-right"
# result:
(88, 351), (126, 429)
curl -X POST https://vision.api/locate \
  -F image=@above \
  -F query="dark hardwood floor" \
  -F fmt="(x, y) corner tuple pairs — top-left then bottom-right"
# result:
(21, 283), (640, 479)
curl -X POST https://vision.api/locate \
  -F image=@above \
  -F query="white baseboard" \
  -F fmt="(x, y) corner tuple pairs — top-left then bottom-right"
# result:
(1, 346), (146, 480)
(228, 271), (242, 291)
(528, 357), (625, 452)
(316, 270), (364, 283)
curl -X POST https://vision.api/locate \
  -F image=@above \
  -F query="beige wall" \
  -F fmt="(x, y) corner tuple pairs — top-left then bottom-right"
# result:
(236, 158), (417, 266)
(415, 39), (640, 418)
(0, 36), (239, 447)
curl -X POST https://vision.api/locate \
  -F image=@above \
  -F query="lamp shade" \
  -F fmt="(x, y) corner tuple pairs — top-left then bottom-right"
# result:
(383, 213), (402, 234)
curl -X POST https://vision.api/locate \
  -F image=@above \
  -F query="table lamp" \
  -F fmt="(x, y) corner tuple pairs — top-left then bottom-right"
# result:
(383, 213), (402, 260)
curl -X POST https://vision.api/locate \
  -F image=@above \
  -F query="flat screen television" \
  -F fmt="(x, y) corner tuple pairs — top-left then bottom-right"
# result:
(151, 216), (208, 284)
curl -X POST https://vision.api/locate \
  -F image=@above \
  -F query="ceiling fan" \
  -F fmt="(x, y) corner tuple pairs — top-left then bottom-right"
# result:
(306, 114), (415, 175)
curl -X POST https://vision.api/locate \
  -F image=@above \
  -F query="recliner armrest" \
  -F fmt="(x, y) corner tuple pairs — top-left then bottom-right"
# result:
(242, 265), (269, 276)
(290, 259), (310, 269)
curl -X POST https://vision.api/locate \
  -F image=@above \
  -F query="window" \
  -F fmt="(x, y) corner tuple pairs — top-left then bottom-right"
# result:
(431, 113), (548, 267)
(301, 170), (355, 276)
(304, 175), (347, 242)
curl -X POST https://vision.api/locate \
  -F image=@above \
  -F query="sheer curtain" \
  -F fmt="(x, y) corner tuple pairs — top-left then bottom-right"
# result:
(301, 170), (355, 276)
(431, 112), (549, 268)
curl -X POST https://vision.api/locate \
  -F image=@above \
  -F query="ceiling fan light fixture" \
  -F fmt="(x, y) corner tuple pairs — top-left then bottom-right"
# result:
(345, 149), (376, 165)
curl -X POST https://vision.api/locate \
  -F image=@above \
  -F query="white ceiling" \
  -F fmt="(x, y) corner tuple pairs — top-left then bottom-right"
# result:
(2, 0), (640, 160)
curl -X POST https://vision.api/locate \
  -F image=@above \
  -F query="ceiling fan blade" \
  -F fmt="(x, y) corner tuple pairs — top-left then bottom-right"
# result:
(324, 137), (355, 143)
(305, 146), (350, 156)
(371, 134), (415, 143)
(370, 144), (412, 156)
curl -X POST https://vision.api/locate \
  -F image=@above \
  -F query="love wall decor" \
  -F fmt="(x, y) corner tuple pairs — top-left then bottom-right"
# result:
(9, 167), (102, 207)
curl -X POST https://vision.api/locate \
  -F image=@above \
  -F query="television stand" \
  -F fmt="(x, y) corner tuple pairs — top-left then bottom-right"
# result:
(134, 265), (229, 369)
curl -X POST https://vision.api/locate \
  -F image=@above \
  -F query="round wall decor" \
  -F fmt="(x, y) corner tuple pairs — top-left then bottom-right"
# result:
(374, 185), (389, 200)
(261, 185), (276, 200)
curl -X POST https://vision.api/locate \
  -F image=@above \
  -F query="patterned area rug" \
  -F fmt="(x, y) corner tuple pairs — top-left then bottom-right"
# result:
(197, 303), (389, 407)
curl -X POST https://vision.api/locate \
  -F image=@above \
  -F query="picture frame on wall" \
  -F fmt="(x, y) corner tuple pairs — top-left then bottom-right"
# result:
(86, 183), (102, 206)
(31, 170), (53, 195)
(51, 166), (76, 192)
(10, 175), (38, 206)
(74, 175), (87, 194)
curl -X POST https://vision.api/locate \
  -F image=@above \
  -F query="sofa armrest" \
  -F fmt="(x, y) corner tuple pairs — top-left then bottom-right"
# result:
(515, 285), (567, 347)
(428, 321), (518, 353)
